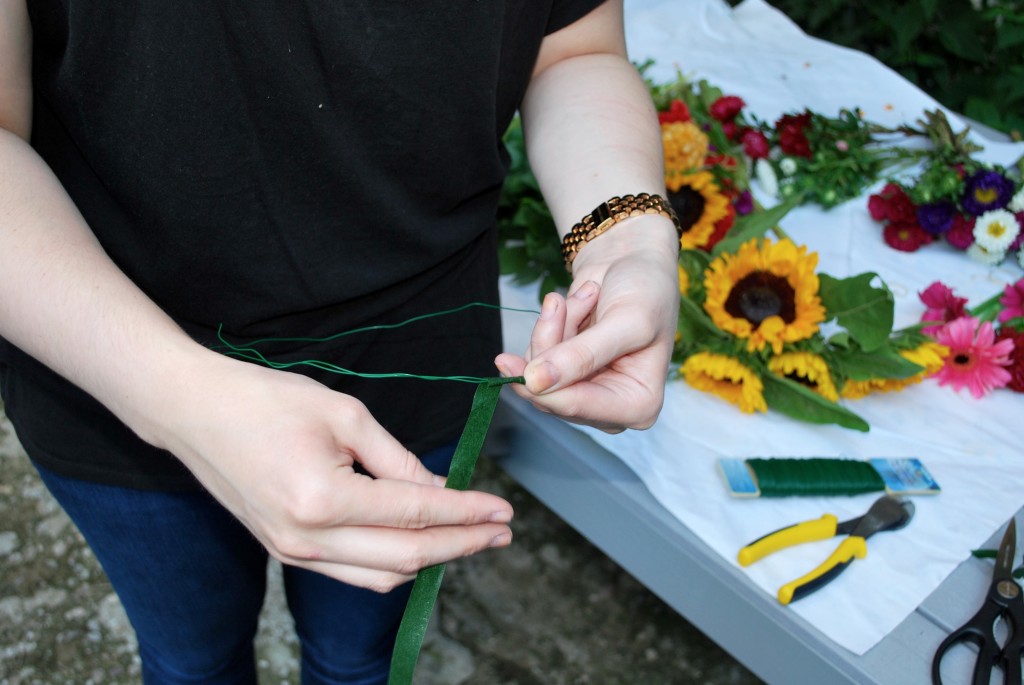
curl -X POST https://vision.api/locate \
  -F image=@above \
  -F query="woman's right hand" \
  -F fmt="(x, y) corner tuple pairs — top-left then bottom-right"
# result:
(150, 353), (514, 592)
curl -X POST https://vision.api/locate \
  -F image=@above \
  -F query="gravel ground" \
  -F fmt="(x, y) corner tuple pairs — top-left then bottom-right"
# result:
(0, 405), (763, 685)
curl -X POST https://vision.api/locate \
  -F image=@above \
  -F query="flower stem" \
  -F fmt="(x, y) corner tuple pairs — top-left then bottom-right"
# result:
(969, 290), (1005, 323)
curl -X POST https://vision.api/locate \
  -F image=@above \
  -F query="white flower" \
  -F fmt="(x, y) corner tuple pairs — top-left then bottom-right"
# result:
(779, 157), (798, 176)
(1009, 186), (1024, 213)
(755, 158), (779, 197)
(1018, 246), (1024, 270)
(972, 209), (1020, 253)
(966, 242), (1005, 266)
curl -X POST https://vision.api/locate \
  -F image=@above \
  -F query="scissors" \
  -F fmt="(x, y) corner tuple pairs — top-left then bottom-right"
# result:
(737, 495), (914, 605)
(932, 518), (1024, 685)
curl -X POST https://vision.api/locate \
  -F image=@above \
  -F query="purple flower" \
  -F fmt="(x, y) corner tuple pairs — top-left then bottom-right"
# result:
(917, 201), (956, 235)
(961, 170), (1014, 216)
(734, 190), (754, 216)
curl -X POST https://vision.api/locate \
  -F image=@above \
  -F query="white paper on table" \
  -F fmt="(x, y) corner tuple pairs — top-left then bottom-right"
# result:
(499, 0), (1024, 657)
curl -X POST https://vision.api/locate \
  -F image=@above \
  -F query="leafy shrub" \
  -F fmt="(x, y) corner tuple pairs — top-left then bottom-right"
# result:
(742, 0), (1024, 140)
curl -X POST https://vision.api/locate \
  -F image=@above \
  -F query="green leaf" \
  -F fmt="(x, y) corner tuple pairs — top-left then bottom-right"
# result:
(679, 249), (712, 300)
(890, 4), (926, 52)
(711, 193), (802, 257)
(677, 295), (727, 343)
(830, 347), (924, 381)
(818, 272), (895, 352)
(964, 97), (1006, 133)
(539, 273), (567, 300)
(761, 373), (870, 432)
(499, 244), (529, 277)
(938, 17), (989, 63)
(996, 22), (1024, 51)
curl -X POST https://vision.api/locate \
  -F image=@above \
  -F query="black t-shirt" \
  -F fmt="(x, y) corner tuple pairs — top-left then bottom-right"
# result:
(1, 0), (603, 490)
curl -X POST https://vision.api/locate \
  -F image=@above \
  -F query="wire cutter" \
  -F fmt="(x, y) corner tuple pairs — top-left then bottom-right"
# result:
(737, 495), (915, 605)
(932, 518), (1024, 685)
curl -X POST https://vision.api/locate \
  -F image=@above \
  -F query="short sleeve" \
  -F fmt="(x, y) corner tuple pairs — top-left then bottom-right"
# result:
(546, 0), (607, 34)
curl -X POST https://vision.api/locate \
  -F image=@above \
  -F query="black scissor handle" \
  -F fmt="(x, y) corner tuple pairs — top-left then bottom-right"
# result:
(932, 601), (1007, 685)
(1005, 643), (1023, 685)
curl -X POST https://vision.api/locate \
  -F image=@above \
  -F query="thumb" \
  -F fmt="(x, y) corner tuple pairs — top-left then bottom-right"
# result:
(349, 426), (446, 487)
(522, 307), (654, 394)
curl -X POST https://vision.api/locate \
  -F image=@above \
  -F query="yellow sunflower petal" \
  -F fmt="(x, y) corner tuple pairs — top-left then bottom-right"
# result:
(672, 172), (731, 250)
(681, 352), (767, 413)
(678, 263), (690, 296)
(703, 238), (825, 353)
(767, 351), (839, 402)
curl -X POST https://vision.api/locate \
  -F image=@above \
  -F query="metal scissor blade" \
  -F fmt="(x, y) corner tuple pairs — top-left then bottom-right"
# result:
(996, 518), (1017, 579)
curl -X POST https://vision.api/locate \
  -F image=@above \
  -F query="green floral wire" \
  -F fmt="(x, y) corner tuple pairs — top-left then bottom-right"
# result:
(214, 301), (540, 383)
(214, 303), (539, 683)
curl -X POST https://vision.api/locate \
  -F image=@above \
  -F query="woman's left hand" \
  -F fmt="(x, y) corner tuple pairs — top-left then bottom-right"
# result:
(494, 215), (680, 432)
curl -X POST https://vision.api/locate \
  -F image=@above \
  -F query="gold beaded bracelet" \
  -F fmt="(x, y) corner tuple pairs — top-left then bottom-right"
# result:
(560, 193), (682, 271)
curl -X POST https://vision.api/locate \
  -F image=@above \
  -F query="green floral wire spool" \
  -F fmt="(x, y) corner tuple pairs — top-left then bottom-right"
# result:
(746, 458), (886, 497)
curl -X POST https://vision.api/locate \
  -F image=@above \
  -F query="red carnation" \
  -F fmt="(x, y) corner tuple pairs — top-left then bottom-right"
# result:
(720, 120), (740, 141)
(995, 327), (1024, 392)
(945, 214), (976, 250)
(709, 95), (745, 122)
(883, 221), (933, 252)
(740, 129), (771, 159)
(658, 99), (691, 125)
(705, 153), (738, 169)
(776, 111), (813, 159)
(868, 184), (917, 224)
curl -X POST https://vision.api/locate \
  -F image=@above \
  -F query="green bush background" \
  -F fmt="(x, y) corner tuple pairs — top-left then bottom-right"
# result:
(733, 0), (1024, 139)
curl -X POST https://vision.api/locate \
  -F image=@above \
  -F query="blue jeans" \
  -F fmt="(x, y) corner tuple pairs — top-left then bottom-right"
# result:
(34, 443), (455, 685)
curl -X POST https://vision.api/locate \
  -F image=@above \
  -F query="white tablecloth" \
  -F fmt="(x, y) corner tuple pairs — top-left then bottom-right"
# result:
(500, 0), (1024, 656)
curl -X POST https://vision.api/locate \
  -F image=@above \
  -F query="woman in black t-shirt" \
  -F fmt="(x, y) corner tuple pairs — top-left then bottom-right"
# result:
(0, 0), (680, 681)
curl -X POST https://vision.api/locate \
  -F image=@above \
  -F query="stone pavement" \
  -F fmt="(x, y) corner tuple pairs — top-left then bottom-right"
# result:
(0, 408), (763, 685)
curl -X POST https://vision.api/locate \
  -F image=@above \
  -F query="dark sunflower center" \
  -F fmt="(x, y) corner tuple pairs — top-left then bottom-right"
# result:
(785, 371), (817, 389)
(669, 186), (706, 232)
(725, 271), (796, 325)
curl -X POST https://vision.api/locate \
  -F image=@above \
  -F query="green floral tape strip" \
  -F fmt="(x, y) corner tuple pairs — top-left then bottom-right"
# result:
(387, 376), (523, 685)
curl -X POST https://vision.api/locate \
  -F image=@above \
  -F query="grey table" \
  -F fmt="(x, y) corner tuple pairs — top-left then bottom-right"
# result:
(485, 391), (1006, 685)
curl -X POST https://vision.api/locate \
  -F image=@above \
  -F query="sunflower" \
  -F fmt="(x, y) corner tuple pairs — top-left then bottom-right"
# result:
(662, 120), (709, 184)
(767, 351), (839, 401)
(680, 352), (767, 413)
(840, 341), (949, 398)
(667, 171), (732, 250)
(703, 239), (826, 354)
(678, 263), (690, 296)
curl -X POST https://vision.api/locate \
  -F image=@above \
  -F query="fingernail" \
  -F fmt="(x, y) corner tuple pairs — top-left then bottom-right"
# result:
(489, 532), (512, 548)
(540, 294), (559, 320)
(495, 360), (511, 378)
(530, 361), (560, 393)
(489, 509), (513, 523)
(571, 280), (599, 300)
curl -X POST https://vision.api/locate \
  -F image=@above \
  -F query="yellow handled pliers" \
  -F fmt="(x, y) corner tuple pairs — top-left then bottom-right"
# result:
(737, 495), (915, 605)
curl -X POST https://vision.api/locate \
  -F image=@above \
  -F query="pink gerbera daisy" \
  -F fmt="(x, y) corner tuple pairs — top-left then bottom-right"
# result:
(932, 317), (1013, 398)
(999, 278), (1024, 323)
(919, 281), (968, 335)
